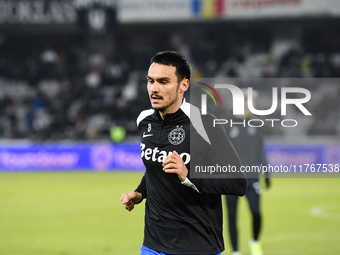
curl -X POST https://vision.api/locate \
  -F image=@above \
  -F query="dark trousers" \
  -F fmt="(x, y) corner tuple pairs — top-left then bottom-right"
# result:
(226, 182), (261, 252)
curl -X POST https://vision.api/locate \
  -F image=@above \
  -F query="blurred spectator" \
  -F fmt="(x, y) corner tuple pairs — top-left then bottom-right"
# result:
(0, 23), (339, 141)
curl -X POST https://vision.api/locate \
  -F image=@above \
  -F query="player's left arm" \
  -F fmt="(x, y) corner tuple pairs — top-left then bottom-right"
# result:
(190, 117), (247, 196)
(163, 151), (247, 196)
(163, 114), (247, 196)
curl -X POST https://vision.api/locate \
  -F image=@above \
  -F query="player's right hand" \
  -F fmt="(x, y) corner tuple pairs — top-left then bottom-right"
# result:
(120, 192), (142, 211)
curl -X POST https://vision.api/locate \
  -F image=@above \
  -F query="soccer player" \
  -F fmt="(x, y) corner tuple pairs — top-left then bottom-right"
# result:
(224, 89), (271, 255)
(120, 51), (247, 255)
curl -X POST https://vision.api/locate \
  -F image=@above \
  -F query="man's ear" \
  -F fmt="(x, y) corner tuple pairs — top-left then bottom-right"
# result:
(179, 79), (189, 93)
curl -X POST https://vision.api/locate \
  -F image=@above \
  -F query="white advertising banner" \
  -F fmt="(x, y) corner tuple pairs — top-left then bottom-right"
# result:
(223, 0), (335, 19)
(117, 0), (193, 23)
(117, 0), (340, 23)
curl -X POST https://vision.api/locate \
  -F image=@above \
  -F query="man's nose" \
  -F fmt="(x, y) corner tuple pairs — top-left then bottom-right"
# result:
(150, 82), (160, 92)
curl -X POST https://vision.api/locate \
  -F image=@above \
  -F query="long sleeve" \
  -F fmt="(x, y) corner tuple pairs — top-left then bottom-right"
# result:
(135, 172), (147, 201)
(189, 114), (247, 196)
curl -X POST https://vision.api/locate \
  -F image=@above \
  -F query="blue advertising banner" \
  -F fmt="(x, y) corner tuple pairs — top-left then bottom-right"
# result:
(0, 142), (339, 172)
(266, 143), (340, 171)
(0, 143), (144, 171)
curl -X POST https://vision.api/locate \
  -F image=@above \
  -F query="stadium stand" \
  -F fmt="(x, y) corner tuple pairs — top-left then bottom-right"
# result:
(0, 2), (339, 141)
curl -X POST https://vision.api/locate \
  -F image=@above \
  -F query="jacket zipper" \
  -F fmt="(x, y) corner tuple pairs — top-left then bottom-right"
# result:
(158, 120), (164, 143)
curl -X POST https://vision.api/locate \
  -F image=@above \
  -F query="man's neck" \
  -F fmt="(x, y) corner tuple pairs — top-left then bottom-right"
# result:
(159, 108), (177, 119)
(159, 98), (184, 119)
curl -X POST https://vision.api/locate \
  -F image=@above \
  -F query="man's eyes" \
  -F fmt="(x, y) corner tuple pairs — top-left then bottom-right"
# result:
(147, 79), (168, 84)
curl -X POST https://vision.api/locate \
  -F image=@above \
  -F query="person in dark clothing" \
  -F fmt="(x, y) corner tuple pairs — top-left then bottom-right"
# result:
(224, 89), (271, 255)
(120, 51), (247, 255)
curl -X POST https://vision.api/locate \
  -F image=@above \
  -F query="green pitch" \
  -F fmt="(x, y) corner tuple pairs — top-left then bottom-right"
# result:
(0, 172), (339, 255)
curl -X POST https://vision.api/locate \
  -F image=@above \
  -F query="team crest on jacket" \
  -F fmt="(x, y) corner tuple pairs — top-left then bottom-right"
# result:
(168, 125), (185, 145)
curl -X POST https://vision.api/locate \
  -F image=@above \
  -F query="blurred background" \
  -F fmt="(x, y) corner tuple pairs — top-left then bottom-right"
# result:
(0, 0), (339, 143)
(0, 0), (340, 254)
(0, 0), (339, 171)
